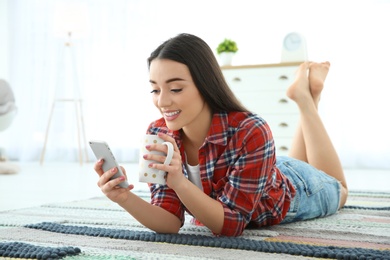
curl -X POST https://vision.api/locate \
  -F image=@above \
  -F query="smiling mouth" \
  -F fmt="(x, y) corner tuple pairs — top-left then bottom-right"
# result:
(163, 110), (181, 120)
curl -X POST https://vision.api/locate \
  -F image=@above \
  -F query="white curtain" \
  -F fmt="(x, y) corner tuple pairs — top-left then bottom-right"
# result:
(2, 0), (390, 169)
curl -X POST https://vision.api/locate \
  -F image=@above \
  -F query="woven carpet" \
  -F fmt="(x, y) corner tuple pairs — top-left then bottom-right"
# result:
(0, 190), (389, 259)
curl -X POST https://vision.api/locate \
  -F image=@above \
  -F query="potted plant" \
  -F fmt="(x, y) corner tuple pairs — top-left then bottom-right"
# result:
(216, 38), (238, 66)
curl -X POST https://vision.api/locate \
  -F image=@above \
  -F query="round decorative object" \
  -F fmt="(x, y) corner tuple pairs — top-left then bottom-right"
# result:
(283, 32), (303, 51)
(281, 32), (308, 62)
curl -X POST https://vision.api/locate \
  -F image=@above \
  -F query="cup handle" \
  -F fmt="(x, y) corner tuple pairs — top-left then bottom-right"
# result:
(158, 142), (174, 179)
(162, 142), (174, 165)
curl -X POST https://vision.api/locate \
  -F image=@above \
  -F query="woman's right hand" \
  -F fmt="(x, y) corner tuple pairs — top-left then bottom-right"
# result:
(94, 159), (134, 204)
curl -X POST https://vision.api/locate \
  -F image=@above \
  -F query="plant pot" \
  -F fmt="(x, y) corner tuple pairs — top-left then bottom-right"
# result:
(219, 52), (234, 66)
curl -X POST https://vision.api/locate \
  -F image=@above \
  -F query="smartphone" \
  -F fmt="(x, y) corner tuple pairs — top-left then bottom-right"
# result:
(89, 140), (129, 189)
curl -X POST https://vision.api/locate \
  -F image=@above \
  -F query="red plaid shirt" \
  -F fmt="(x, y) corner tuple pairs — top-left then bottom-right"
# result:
(147, 112), (295, 237)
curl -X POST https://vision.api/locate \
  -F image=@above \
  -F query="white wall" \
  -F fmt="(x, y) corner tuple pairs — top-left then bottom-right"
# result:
(4, 0), (390, 169)
(0, 0), (9, 80)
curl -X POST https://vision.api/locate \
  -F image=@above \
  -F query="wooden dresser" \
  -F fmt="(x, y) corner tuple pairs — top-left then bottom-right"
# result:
(221, 62), (302, 156)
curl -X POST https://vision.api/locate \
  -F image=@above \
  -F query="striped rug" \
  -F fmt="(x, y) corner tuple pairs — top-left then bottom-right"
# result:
(0, 190), (389, 259)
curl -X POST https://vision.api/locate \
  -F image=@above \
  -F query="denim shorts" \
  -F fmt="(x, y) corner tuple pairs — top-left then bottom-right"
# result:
(276, 156), (341, 224)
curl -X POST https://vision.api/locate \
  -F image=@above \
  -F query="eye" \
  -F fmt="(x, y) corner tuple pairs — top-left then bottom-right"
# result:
(171, 89), (182, 93)
(150, 89), (160, 94)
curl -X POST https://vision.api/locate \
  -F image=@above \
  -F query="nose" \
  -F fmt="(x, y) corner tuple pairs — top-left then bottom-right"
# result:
(157, 89), (171, 108)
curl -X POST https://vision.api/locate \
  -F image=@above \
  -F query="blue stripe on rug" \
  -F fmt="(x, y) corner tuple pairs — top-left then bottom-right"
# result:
(0, 241), (81, 259)
(25, 222), (390, 260)
(343, 205), (390, 210)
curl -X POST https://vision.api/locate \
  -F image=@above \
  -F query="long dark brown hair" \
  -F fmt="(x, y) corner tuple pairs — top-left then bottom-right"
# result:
(147, 33), (248, 113)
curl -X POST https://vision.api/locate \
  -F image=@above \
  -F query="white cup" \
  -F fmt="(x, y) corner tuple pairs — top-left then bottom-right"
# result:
(138, 134), (174, 185)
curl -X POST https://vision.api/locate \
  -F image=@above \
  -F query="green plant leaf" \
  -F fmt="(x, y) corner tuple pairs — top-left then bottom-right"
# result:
(216, 38), (238, 54)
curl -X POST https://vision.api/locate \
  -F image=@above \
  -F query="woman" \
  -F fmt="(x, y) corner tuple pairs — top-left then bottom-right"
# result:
(94, 33), (348, 237)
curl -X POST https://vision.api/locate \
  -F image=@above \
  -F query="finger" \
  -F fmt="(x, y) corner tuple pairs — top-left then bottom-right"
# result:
(157, 133), (179, 150)
(120, 166), (127, 179)
(145, 142), (178, 161)
(150, 157), (181, 173)
(145, 143), (170, 154)
(102, 176), (127, 193)
(94, 158), (105, 176)
(143, 153), (167, 164)
(97, 166), (119, 187)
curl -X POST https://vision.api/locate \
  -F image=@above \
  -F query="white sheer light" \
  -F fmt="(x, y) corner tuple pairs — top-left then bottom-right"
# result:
(2, 0), (390, 169)
(52, 1), (90, 39)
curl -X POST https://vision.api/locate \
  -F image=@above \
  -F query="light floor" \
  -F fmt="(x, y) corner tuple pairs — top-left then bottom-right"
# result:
(0, 162), (389, 211)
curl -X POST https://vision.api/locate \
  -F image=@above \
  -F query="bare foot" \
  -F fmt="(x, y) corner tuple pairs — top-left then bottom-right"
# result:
(309, 61), (330, 105)
(286, 61), (312, 104)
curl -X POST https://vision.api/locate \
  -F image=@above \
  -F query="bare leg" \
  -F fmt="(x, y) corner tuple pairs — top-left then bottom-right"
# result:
(288, 62), (324, 162)
(288, 62), (310, 162)
(286, 61), (348, 208)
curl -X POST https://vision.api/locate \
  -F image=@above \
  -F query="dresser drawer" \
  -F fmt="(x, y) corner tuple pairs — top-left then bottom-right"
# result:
(274, 137), (292, 157)
(264, 114), (299, 137)
(221, 63), (300, 158)
(223, 66), (297, 91)
(234, 90), (298, 115)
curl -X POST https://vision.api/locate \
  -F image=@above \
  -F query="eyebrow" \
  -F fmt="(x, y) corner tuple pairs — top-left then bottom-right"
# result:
(149, 77), (185, 84)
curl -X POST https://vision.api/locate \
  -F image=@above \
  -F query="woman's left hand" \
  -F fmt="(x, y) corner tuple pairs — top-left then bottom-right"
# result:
(144, 133), (185, 189)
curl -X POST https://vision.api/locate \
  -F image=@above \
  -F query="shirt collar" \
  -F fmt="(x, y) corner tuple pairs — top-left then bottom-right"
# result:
(169, 112), (229, 148)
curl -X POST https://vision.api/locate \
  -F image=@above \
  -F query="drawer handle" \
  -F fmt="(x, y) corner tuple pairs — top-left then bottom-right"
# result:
(279, 122), (288, 128)
(279, 75), (288, 80)
(278, 146), (289, 151)
(232, 77), (241, 82)
(278, 98), (288, 103)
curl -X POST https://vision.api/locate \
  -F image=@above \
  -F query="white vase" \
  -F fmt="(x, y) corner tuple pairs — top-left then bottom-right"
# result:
(219, 52), (234, 66)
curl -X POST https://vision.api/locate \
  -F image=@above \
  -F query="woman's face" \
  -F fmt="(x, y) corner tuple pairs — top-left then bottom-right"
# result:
(149, 59), (211, 132)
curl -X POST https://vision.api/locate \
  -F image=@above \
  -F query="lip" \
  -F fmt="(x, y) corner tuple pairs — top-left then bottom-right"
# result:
(163, 110), (181, 121)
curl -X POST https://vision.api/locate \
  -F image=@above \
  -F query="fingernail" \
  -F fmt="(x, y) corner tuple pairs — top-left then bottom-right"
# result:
(143, 155), (148, 159)
(148, 163), (153, 168)
(119, 176), (125, 181)
(145, 145), (151, 149)
(111, 167), (116, 173)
